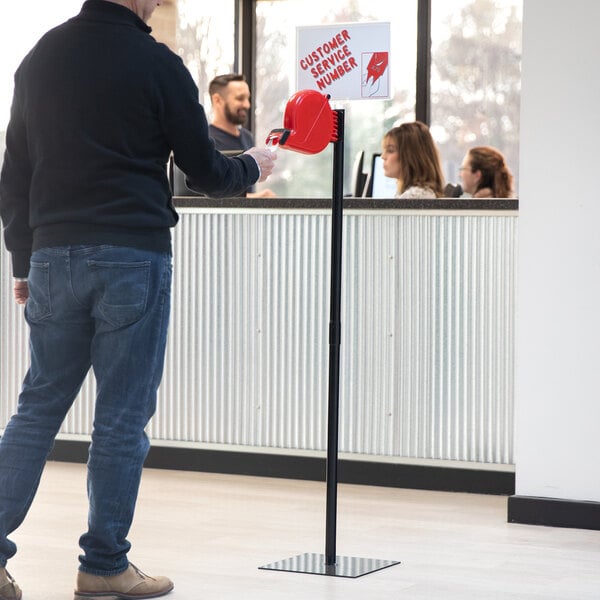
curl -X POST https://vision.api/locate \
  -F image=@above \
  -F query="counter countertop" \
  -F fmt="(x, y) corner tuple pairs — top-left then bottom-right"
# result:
(173, 196), (518, 211)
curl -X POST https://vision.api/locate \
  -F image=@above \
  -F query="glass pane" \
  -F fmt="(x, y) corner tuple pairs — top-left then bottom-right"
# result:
(156, 0), (236, 108)
(256, 1), (418, 197)
(431, 0), (522, 195)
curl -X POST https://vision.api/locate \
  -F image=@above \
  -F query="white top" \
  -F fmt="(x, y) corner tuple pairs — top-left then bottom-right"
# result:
(395, 186), (437, 199)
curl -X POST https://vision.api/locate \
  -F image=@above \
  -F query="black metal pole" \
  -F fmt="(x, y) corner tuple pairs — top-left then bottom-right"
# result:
(325, 109), (345, 566)
(259, 107), (399, 577)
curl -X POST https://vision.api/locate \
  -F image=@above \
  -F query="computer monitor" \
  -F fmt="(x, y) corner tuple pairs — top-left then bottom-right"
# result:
(363, 153), (397, 198)
(350, 150), (367, 197)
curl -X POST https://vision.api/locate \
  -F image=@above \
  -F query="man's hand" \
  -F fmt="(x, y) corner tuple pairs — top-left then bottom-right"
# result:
(244, 147), (277, 182)
(13, 280), (28, 305)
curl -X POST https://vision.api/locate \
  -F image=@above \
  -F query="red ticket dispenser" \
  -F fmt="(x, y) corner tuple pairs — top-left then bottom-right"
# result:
(266, 90), (338, 154)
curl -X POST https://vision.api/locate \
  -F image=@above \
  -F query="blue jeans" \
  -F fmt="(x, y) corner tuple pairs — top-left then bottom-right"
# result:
(0, 245), (172, 576)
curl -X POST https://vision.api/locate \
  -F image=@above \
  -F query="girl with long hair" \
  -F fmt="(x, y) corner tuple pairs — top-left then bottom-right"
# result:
(381, 121), (445, 198)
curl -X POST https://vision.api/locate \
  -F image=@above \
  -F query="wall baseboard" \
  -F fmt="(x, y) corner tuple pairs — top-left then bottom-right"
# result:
(508, 495), (600, 531)
(48, 439), (514, 495)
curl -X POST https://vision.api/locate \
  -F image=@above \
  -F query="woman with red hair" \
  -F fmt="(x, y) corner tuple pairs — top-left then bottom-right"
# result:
(459, 146), (515, 198)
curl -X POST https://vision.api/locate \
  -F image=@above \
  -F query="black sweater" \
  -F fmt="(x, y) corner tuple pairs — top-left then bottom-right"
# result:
(0, 1), (259, 277)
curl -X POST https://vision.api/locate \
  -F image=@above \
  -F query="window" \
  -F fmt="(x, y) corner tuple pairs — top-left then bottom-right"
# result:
(162, 0), (236, 107)
(430, 0), (522, 193)
(0, 1), (522, 198)
(255, 0), (418, 197)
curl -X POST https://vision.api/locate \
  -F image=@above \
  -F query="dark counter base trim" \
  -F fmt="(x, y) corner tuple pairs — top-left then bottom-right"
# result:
(508, 495), (600, 531)
(49, 439), (514, 495)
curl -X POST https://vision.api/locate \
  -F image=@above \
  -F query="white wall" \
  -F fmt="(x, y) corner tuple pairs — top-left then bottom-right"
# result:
(516, 0), (600, 502)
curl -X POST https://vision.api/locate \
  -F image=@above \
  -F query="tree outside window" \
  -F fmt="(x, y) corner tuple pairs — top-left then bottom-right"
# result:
(431, 0), (522, 194)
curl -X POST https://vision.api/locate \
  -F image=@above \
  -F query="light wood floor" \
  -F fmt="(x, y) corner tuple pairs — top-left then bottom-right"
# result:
(7, 461), (600, 599)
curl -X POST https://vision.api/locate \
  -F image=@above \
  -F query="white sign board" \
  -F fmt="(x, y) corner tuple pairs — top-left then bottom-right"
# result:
(296, 22), (391, 101)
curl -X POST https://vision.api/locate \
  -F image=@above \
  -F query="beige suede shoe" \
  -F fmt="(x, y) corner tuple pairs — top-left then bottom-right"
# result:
(0, 568), (22, 600)
(74, 563), (173, 599)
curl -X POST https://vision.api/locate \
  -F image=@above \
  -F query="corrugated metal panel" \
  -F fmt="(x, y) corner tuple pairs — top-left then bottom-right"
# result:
(0, 210), (516, 464)
(337, 214), (515, 463)
(0, 247), (27, 426)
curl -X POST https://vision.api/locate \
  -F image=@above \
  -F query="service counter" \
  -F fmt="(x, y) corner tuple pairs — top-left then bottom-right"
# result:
(0, 196), (518, 492)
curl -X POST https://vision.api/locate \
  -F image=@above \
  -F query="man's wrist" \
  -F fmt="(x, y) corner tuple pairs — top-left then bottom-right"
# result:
(14, 277), (28, 282)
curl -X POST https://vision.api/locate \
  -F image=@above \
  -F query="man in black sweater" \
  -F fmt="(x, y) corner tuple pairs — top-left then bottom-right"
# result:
(0, 1), (275, 598)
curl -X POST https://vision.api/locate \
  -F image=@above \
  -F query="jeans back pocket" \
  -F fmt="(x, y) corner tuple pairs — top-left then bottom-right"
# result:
(89, 260), (151, 329)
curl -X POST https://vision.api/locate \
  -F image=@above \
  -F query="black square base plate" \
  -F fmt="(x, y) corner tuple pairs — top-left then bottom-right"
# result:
(259, 552), (400, 578)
